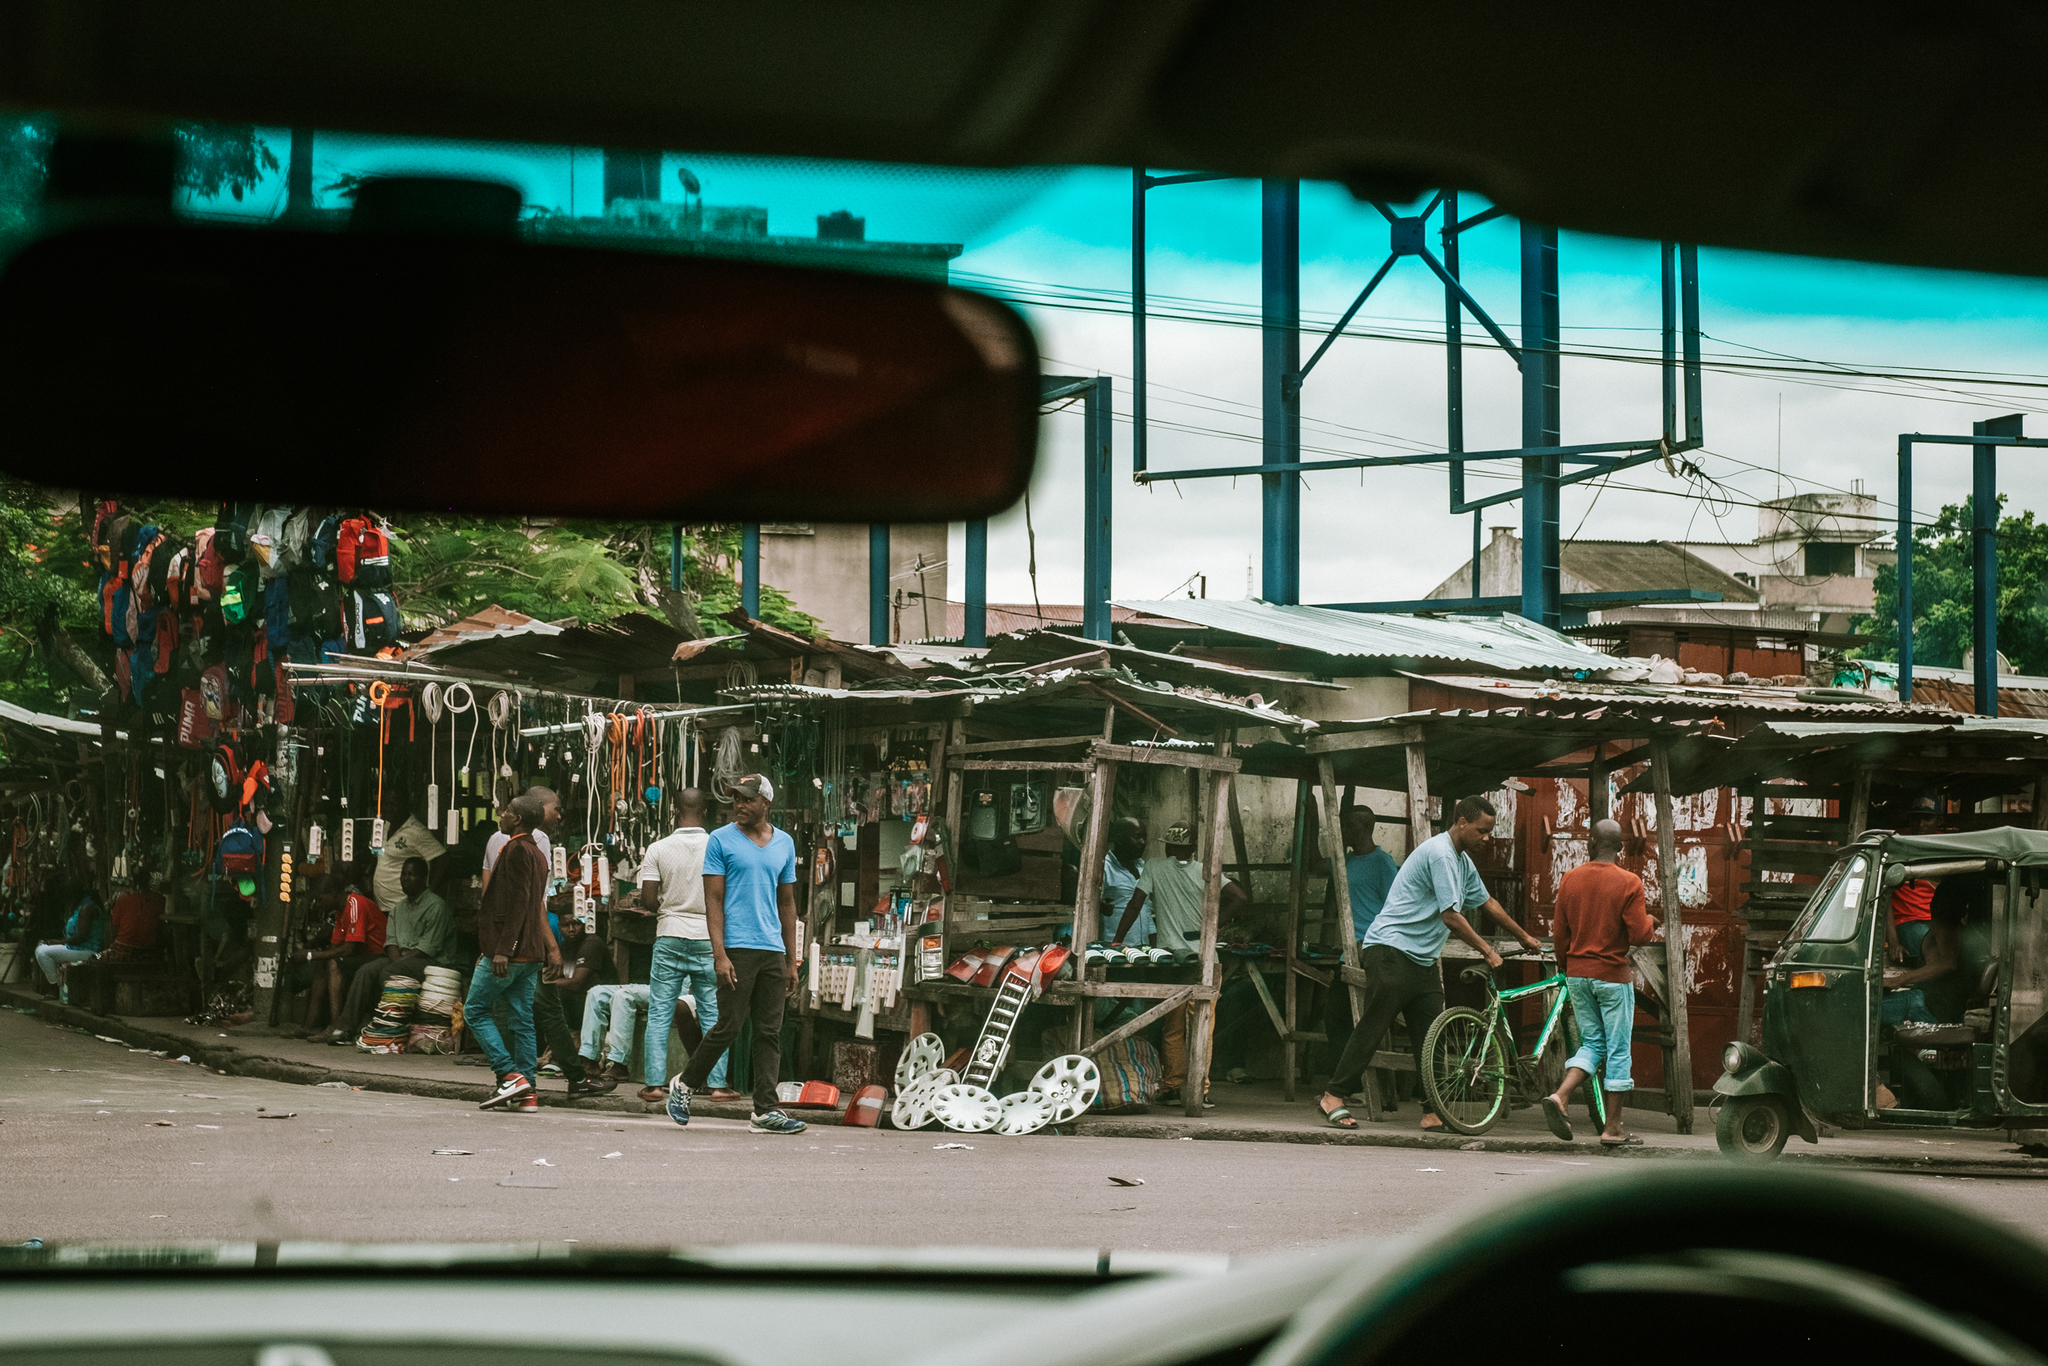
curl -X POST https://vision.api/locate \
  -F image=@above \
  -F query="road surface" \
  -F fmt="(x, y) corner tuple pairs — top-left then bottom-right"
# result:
(6, 1003), (2048, 1255)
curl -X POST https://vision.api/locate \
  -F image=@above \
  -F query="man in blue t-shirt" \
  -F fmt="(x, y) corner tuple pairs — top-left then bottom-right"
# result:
(668, 773), (806, 1135)
(1317, 794), (1541, 1132)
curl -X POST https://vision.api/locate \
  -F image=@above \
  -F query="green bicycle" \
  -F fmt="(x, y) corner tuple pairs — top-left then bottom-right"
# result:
(1421, 953), (1604, 1137)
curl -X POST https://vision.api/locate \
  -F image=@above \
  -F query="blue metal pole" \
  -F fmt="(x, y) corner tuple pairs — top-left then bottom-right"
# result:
(1082, 378), (1114, 642)
(964, 519), (988, 647)
(1261, 179), (1301, 605)
(740, 523), (760, 620)
(1681, 244), (1703, 444)
(1133, 168), (1147, 477)
(1519, 221), (1561, 628)
(1897, 435), (1914, 704)
(1973, 414), (2023, 715)
(669, 524), (682, 593)
(869, 523), (890, 645)
(1661, 242), (1677, 444)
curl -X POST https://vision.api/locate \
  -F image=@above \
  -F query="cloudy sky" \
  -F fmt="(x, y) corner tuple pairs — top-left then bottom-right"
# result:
(214, 137), (2048, 610)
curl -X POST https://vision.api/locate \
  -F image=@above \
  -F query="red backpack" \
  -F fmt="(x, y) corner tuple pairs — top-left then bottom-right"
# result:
(335, 517), (392, 590)
(192, 527), (225, 603)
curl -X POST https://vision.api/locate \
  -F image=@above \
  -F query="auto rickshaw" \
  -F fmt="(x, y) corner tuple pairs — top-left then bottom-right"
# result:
(1715, 826), (2048, 1162)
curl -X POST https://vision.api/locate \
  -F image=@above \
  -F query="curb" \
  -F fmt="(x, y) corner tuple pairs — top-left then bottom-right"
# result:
(11, 987), (2048, 1173)
(0, 987), (826, 1126)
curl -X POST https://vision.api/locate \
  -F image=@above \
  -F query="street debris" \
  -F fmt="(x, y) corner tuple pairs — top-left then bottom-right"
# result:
(195, 1125), (221, 1130)
(1460, 1141), (1486, 1151)
(1107, 1176), (1145, 1186)
(316, 1082), (357, 1089)
(174, 1055), (191, 1064)
(602, 1152), (623, 1159)
(532, 1158), (555, 1166)
(256, 1112), (297, 1120)
(150, 1120), (175, 1127)
(429, 1148), (474, 1156)
(183, 1094), (223, 1099)
(932, 1143), (974, 1150)
(1416, 1167), (1444, 1172)
(45, 1068), (76, 1073)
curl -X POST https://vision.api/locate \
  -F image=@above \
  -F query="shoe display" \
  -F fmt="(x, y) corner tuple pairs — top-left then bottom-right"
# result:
(748, 1110), (807, 1134)
(480, 1072), (534, 1110)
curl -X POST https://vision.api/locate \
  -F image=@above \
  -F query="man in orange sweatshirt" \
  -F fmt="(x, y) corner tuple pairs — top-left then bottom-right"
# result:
(1543, 817), (1660, 1146)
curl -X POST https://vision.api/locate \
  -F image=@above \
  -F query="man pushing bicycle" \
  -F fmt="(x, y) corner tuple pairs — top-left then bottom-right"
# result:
(1542, 817), (1661, 1147)
(1319, 794), (1542, 1131)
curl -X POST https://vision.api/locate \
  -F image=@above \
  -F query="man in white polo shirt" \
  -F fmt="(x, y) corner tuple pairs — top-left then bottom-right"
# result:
(633, 787), (725, 1105)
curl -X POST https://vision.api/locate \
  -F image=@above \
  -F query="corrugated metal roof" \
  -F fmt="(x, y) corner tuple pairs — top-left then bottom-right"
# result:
(1559, 540), (1761, 603)
(1411, 674), (1963, 720)
(1113, 599), (1627, 674)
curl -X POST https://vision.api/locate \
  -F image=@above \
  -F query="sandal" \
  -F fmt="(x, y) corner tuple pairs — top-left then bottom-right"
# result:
(636, 1085), (667, 1103)
(1419, 1114), (1444, 1131)
(1318, 1097), (1358, 1130)
(706, 1088), (744, 1102)
(1599, 1132), (1644, 1148)
(1540, 1096), (1575, 1142)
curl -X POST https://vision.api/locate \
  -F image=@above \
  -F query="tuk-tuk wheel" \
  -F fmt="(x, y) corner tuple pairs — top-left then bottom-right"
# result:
(1715, 1094), (1791, 1163)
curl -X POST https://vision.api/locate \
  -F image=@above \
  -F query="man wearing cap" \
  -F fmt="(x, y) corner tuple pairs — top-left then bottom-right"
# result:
(667, 774), (807, 1135)
(1888, 794), (1943, 968)
(1117, 821), (1244, 1106)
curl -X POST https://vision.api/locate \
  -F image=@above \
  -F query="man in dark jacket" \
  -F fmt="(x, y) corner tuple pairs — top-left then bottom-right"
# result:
(464, 793), (560, 1112)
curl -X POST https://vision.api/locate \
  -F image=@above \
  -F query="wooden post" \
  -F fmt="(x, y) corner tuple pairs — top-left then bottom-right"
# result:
(2035, 775), (2048, 831)
(1650, 741), (1694, 1133)
(1283, 777), (1311, 1101)
(1316, 757), (1365, 1020)
(936, 719), (965, 971)
(1848, 764), (1873, 840)
(1404, 740), (1431, 857)
(1070, 755), (1117, 1052)
(1188, 764), (1231, 1116)
(1588, 741), (1609, 824)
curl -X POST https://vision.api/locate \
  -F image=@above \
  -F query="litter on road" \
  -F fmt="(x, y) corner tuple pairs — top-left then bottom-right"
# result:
(1108, 1177), (1146, 1186)
(429, 1148), (473, 1156)
(256, 1112), (296, 1120)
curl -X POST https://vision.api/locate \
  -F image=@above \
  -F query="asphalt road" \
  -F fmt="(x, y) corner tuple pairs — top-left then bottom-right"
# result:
(9, 1004), (2048, 1256)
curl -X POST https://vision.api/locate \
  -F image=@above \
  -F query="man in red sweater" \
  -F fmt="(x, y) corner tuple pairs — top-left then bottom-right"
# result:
(1543, 818), (1660, 1146)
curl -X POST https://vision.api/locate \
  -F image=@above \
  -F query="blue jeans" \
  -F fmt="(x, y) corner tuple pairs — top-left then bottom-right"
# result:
(578, 985), (649, 1066)
(1896, 919), (1931, 969)
(648, 937), (724, 1088)
(464, 958), (540, 1081)
(1565, 976), (1637, 1091)
(1882, 988), (1934, 1026)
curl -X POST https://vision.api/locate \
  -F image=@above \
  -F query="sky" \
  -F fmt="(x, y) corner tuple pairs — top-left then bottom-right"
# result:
(197, 133), (2048, 612)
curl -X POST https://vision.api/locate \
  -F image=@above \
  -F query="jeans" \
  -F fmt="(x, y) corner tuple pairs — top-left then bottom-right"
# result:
(1325, 946), (1444, 1111)
(463, 957), (541, 1081)
(648, 937), (723, 1088)
(579, 985), (648, 1066)
(682, 947), (789, 1113)
(35, 944), (97, 983)
(1882, 988), (1934, 1026)
(532, 985), (587, 1081)
(1565, 976), (1637, 1090)
(1897, 919), (1931, 969)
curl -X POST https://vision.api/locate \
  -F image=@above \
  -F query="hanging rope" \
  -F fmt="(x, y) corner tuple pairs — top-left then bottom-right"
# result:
(712, 725), (746, 799)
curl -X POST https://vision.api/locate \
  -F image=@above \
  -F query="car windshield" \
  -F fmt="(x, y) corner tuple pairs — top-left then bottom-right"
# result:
(9, 120), (2048, 1260)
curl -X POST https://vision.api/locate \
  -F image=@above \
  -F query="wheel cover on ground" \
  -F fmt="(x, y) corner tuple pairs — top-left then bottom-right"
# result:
(930, 1082), (1002, 1132)
(890, 1067), (955, 1130)
(1030, 1054), (1100, 1124)
(895, 1032), (944, 1090)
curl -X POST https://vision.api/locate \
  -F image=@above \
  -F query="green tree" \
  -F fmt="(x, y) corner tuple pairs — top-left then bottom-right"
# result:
(0, 116), (278, 250)
(1858, 495), (2048, 674)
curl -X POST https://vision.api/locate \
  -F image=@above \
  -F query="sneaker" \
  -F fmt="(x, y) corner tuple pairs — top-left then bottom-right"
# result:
(514, 1094), (540, 1113)
(481, 1072), (534, 1110)
(537, 1062), (564, 1078)
(749, 1110), (806, 1134)
(666, 1074), (692, 1126)
(567, 1075), (617, 1098)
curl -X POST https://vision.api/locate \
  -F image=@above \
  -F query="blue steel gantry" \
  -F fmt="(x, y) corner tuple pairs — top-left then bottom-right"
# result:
(1130, 177), (1705, 631)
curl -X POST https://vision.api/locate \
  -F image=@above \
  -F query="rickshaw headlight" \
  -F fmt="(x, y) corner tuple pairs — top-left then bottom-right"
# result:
(1722, 1041), (1767, 1075)
(1722, 1042), (1744, 1073)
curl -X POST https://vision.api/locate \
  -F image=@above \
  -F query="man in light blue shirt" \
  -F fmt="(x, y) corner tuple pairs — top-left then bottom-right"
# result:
(1340, 809), (1399, 943)
(668, 773), (806, 1136)
(1318, 794), (1541, 1132)
(1103, 818), (1147, 945)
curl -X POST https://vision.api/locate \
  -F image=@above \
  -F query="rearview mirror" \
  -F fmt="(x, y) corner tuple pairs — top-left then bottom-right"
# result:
(0, 222), (1039, 521)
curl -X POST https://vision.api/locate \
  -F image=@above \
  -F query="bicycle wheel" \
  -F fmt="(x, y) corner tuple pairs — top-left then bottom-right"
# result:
(1422, 1007), (1510, 1135)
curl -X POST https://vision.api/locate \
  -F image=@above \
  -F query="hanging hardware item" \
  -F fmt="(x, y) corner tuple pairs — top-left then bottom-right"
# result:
(422, 681), (444, 830)
(444, 682), (476, 832)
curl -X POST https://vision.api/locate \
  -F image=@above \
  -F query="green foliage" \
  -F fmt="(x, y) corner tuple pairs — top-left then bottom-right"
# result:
(679, 524), (821, 636)
(1858, 496), (2048, 674)
(387, 515), (640, 628)
(172, 124), (279, 203)
(0, 484), (99, 714)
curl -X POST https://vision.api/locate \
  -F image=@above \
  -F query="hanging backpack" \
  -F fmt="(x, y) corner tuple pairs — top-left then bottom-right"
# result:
(335, 516), (392, 590)
(191, 527), (224, 603)
(264, 576), (293, 657)
(279, 508), (314, 573)
(311, 512), (342, 574)
(287, 561), (343, 641)
(347, 588), (401, 651)
(130, 528), (166, 613)
(248, 506), (290, 578)
(214, 501), (257, 563)
(205, 738), (246, 814)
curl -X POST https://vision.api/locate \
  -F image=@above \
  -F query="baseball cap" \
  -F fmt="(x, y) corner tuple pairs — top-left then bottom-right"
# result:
(1164, 822), (1195, 845)
(728, 773), (776, 802)
(1911, 793), (1941, 815)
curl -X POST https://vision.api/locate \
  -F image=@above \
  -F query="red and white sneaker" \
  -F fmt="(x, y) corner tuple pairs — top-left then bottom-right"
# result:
(481, 1072), (534, 1110)
(514, 1094), (540, 1114)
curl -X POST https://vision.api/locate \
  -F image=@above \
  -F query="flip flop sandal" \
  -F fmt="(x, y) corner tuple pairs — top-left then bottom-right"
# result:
(1541, 1096), (1575, 1142)
(1600, 1133), (1645, 1148)
(1320, 1104), (1359, 1130)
